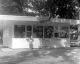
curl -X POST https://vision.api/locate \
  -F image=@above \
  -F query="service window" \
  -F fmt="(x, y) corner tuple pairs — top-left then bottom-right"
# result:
(44, 26), (53, 38)
(14, 25), (25, 38)
(33, 26), (43, 38)
(60, 26), (69, 38)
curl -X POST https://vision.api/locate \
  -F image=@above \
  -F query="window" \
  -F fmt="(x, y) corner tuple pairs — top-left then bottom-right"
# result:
(26, 32), (32, 38)
(14, 25), (25, 38)
(27, 26), (32, 31)
(44, 26), (53, 38)
(54, 33), (59, 37)
(54, 26), (69, 38)
(54, 26), (60, 38)
(26, 26), (32, 38)
(33, 26), (43, 38)
(61, 26), (69, 32)
(60, 32), (69, 38)
(60, 26), (69, 38)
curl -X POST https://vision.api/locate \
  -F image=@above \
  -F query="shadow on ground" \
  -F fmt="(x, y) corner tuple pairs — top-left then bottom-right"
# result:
(0, 47), (79, 64)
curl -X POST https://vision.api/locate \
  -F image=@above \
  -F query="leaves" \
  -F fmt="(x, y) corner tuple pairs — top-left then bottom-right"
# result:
(46, 0), (79, 19)
(22, 0), (49, 16)
(0, 0), (79, 19)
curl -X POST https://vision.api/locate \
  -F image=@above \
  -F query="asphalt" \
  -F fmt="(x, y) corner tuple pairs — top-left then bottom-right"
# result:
(0, 47), (80, 64)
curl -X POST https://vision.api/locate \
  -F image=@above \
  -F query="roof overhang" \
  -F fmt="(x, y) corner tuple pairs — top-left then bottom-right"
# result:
(0, 15), (38, 21)
(51, 18), (80, 25)
(0, 15), (80, 24)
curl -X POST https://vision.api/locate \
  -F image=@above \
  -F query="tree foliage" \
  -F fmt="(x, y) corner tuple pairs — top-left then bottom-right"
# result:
(16, 0), (80, 19)
(46, 0), (80, 19)
(21, 0), (48, 16)
(0, 0), (80, 19)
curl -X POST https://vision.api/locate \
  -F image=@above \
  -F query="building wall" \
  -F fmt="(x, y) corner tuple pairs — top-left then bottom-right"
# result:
(12, 21), (42, 49)
(3, 20), (70, 48)
(3, 21), (13, 48)
(13, 21), (70, 48)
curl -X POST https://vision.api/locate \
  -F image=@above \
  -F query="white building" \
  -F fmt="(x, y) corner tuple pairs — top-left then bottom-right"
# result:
(0, 15), (79, 49)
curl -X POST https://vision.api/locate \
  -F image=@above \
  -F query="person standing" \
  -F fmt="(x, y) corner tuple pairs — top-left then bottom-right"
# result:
(29, 36), (34, 49)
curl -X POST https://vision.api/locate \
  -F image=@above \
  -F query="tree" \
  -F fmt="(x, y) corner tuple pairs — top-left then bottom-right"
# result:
(0, 0), (79, 20)
(0, 0), (22, 15)
(21, 0), (49, 16)
(46, 0), (80, 19)
(20, 0), (80, 19)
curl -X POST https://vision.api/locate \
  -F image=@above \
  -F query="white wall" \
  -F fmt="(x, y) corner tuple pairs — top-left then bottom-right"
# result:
(3, 19), (70, 48)
(3, 24), (13, 47)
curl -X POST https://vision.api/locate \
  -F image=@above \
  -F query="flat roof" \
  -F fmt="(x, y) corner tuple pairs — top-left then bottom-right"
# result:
(51, 18), (79, 24)
(0, 15), (80, 24)
(0, 15), (38, 21)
